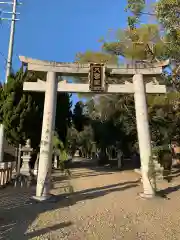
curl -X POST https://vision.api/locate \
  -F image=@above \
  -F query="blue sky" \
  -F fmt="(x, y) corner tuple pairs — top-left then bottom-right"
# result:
(0, 0), (130, 105)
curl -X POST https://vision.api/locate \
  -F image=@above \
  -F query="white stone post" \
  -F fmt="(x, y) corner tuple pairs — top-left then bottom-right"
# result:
(133, 74), (155, 198)
(117, 150), (122, 170)
(54, 155), (58, 169)
(35, 72), (58, 201)
(0, 125), (4, 162)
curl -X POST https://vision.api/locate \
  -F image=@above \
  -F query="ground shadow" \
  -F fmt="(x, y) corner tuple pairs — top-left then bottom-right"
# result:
(0, 180), (139, 239)
(25, 221), (72, 239)
(71, 180), (140, 195)
(52, 171), (113, 183)
(68, 158), (135, 172)
(68, 158), (135, 171)
(157, 184), (180, 197)
(0, 187), (73, 240)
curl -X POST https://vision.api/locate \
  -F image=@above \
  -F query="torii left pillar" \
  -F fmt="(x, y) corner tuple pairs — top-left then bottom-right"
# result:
(33, 71), (58, 201)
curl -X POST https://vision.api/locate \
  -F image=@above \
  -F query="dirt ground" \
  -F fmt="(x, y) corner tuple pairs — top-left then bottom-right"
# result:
(1, 160), (180, 240)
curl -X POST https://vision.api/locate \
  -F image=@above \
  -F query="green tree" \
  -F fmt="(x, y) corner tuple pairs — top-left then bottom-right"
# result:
(126, 0), (180, 78)
(0, 69), (72, 148)
(72, 101), (88, 132)
(73, 0), (180, 163)
(0, 69), (40, 147)
(55, 92), (72, 143)
(78, 125), (94, 158)
(85, 96), (136, 156)
(75, 51), (118, 66)
(53, 132), (71, 175)
(125, 0), (180, 137)
(67, 126), (79, 156)
(103, 24), (168, 62)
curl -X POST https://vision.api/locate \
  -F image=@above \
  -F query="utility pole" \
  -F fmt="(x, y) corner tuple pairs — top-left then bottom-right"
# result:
(0, 0), (20, 162)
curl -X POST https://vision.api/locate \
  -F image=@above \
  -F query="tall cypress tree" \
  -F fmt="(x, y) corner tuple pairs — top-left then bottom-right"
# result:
(0, 69), (72, 148)
(72, 101), (85, 132)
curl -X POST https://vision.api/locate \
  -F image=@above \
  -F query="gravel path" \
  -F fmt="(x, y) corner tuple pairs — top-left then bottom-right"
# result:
(1, 162), (180, 240)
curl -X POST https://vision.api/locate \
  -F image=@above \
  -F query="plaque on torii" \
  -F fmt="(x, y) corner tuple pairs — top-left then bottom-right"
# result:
(89, 63), (106, 92)
(19, 55), (169, 201)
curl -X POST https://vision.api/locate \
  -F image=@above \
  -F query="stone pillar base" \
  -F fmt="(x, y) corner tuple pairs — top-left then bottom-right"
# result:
(31, 194), (57, 202)
(139, 192), (155, 199)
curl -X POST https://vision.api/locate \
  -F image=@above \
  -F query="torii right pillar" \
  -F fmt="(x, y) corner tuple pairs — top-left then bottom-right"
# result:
(133, 74), (155, 198)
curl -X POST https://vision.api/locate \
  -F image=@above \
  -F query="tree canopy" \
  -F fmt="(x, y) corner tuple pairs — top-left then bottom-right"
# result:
(0, 69), (72, 148)
(70, 0), (180, 159)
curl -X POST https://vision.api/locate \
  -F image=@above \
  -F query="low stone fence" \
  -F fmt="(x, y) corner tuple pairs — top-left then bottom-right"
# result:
(0, 162), (16, 187)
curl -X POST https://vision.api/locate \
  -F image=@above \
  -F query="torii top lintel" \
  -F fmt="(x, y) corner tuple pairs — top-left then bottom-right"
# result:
(19, 56), (169, 76)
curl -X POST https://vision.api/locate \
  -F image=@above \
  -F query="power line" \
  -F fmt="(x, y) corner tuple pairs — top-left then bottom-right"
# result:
(0, 50), (7, 62)
(0, 0), (21, 79)
(0, 0), (21, 162)
(0, 51), (7, 72)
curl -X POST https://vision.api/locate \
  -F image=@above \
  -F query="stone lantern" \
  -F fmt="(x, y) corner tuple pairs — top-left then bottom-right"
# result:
(21, 139), (33, 176)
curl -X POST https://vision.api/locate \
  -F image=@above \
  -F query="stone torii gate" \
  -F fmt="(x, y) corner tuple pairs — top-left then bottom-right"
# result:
(19, 56), (168, 201)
